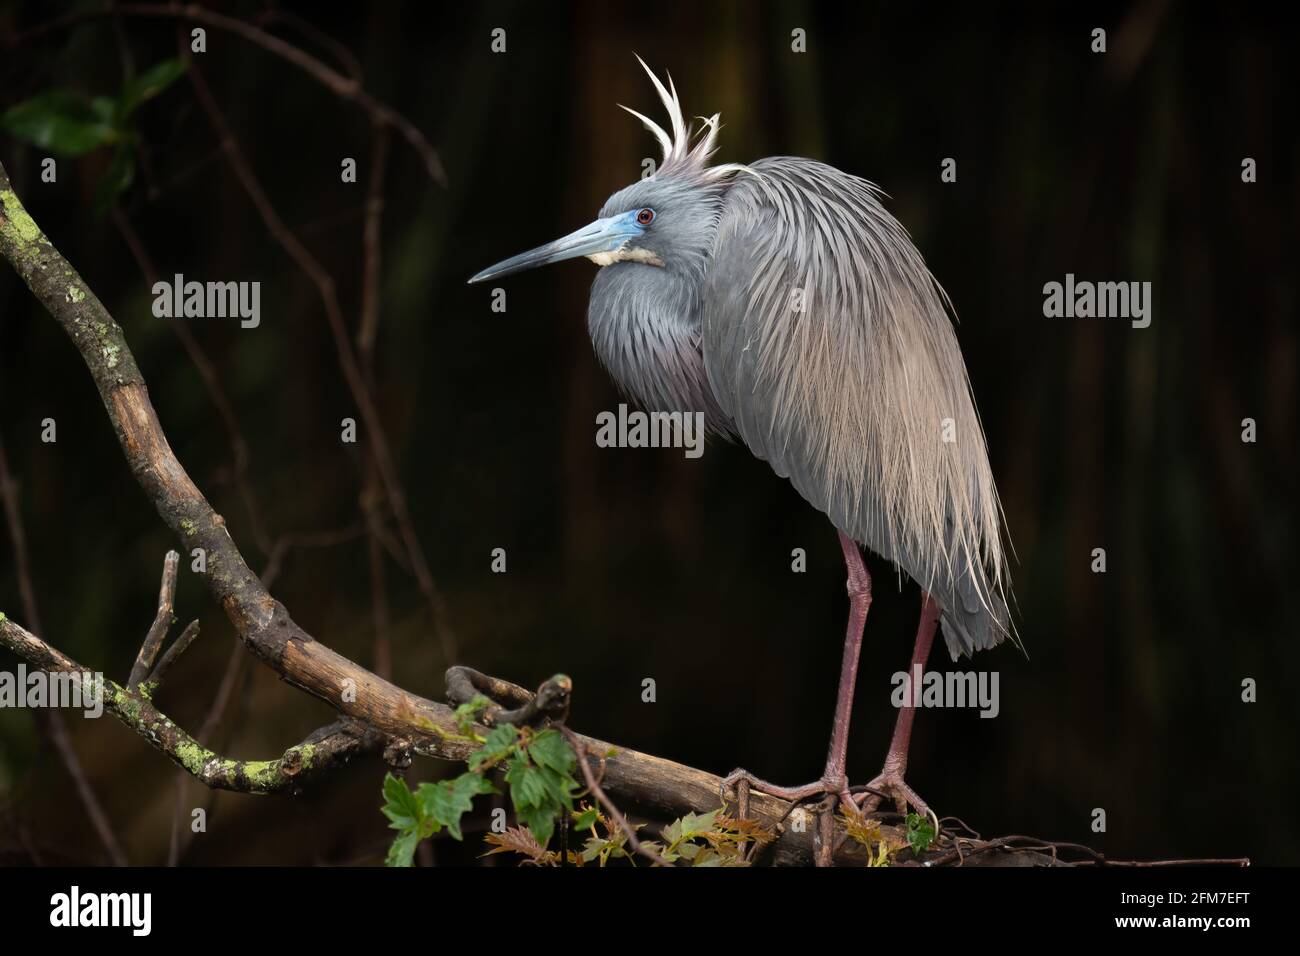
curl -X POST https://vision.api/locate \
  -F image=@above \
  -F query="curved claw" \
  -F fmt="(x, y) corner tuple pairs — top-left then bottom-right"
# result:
(855, 774), (940, 837)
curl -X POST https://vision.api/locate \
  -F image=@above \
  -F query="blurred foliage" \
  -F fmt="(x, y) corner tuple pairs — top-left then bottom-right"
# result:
(2, 57), (186, 214)
(0, 1), (1295, 866)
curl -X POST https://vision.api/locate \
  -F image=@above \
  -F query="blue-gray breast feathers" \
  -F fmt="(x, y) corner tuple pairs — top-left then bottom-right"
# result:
(701, 157), (1012, 659)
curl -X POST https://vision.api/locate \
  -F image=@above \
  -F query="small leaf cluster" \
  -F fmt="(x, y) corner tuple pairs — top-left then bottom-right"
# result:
(1, 59), (188, 215)
(381, 718), (580, 866)
(841, 805), (904, 867)
(641, 809), (774, 866)
(381, 770), (495, 867)
(905, 812), (937, 856)
(483, 803), (633, 867)
(484, 805), (775, 867)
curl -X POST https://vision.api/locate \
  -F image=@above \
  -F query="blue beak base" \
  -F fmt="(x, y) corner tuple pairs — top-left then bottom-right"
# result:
(468, 211), (644, 284)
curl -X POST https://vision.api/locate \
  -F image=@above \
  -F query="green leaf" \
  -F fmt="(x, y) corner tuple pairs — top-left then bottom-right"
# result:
(519, 804), (557, 847)
(1, 90), (118, 156)
(536, 764), (577, 811)
(380, 773), (422, 830)
(468, 723), (519, 771)
(90, 97), (117, 126)
(580, 836), (606, 863)
(506, 761), (549, 810)
(677, 809), (719, 839)
(92, 144), (135, 219)
(120, 59), (188, 117)
(385, 829), (421, 868)
(528, 729), (575, 776)
(906, 812), (937, 856)
(572, 806), (599, 831)
(418, 772), (495, 841)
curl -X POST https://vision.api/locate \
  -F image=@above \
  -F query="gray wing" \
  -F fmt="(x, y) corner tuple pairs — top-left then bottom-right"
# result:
(702, 157), (1011, 659)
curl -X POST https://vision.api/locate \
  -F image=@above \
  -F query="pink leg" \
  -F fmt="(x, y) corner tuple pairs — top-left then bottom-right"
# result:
(823, 530), (873, 789)
(857, 593), (939, 817)
(722, 531), (872, 863)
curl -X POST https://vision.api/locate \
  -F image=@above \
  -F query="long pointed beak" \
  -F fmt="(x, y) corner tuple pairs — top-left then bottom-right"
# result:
(468, 212), (642, 284)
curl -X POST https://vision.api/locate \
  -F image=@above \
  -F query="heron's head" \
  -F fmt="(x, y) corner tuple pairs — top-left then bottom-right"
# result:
(468, 57), (748, 286)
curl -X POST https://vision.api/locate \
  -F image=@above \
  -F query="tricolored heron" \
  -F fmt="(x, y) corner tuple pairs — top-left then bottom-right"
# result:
(470, 58), (1014, 853)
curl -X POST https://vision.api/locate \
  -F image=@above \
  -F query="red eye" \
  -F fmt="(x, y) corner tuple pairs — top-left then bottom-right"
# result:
(636, 207), (655, 226)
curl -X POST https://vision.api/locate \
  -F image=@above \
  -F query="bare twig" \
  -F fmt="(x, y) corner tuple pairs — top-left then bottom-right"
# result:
(143, 618), (200, 690)
(0, 432), (128, 866)
(0, 616), (382, 793)
(181, 50), (456, 663)
(357, 120), (396, 677)
(559, 725), (668, 867)
(1078, 856), (1252, 868)
(167, 636), (250, 865)
(251, 7), (364, 82)
(9, 1), (446, 186)
(259, 524), (367, 590)
(128, 550), (179, 689)
(111, 207), (276, 555)
(0, 435), (43, 635)
(357, 120), (391, 361)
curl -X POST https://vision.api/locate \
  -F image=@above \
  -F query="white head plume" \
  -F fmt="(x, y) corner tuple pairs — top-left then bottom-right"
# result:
(620, 56), (748, 183)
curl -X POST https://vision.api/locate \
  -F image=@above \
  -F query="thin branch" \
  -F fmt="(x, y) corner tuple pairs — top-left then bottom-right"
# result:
(259, 523), (368, 590)
(358, 119), (395, 676)
(0, 435), (43, 636)
(251, 7), (365, 82)
(143, 618), (199, 690)
(365, 505), (393, 679)
(168, 636), (250, 864)
(0, 615), (381, 793)
(560, 725), (668, 867)
(128, 549), (179, 689)
(9, 1), (446, 186)
(1076, 856), (1252, 868)
(357, 120), (391, 361)
(182, 49), (456, 663)
(111, 206), (275, 555)
(0, 431), (129, 866)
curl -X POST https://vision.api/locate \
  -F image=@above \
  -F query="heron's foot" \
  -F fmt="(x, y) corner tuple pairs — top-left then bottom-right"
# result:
(720, 768), (855, 813)
(854, 769), (939, 833)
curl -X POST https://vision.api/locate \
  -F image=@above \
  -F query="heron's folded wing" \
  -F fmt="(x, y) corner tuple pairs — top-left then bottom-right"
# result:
(701, 157), (1011, 658)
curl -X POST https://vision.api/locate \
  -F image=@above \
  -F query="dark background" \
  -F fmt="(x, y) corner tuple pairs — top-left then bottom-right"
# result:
(0, 0), (1295, 866)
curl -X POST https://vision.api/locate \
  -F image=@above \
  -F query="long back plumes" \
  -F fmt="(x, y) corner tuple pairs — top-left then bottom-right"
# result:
(615, 61), (1014, 655)
(709, 157), (1014, 653)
